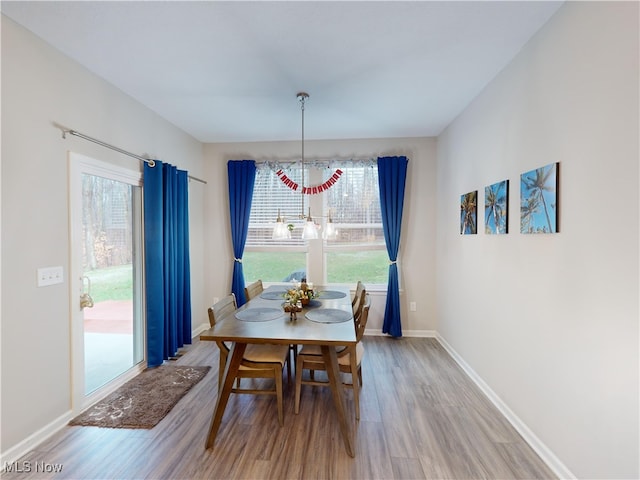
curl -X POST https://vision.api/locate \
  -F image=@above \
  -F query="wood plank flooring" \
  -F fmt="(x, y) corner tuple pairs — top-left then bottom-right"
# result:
(3, 337), (557, 479)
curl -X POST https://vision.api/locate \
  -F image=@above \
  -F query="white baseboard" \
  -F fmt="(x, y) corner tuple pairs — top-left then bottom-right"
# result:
(365, 329), (437, 337)
(192, 322), (211, 338)
(1, 411), (72, 468)
(435, 333), (576, 480)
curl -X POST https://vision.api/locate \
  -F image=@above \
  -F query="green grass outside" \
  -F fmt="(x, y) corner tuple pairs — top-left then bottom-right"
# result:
(326, 250), (388, 284)
(242, 252), (306, 282)
(84, 264), (133, 302)
(242, 250), (388, 284)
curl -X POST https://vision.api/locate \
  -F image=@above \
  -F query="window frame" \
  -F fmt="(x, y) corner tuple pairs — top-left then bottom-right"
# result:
(245, 161), (387, 287)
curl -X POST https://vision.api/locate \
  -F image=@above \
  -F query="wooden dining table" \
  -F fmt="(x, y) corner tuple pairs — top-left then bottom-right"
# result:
(199, 284), (357, 457)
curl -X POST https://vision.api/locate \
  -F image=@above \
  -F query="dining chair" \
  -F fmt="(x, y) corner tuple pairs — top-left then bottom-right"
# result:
(244, 279), (264, 302)
(352, 281), (365, 312)
(352, 281), (367, 326)
(207, 293), (290, 426)
(245, 278), (298, 366)
(294, 294), (371, 420)
(304, 282), (365, 387)
(305, 281), (366, 382)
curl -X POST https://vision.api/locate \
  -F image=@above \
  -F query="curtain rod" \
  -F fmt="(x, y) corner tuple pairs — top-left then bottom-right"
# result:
(254, 157), (377, 166)
(61, 129), (207, 185)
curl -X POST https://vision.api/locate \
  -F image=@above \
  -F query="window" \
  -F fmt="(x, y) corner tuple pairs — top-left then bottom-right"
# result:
(244, 161), (387, 286)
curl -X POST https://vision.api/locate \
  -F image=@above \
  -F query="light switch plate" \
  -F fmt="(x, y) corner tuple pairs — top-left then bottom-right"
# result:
(37, 266), (64, 287)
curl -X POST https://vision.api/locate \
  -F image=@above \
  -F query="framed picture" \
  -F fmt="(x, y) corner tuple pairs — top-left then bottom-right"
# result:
(520, 162), (559, 234)
(460, 190), (477, 234)
(485, 180), (509, 234)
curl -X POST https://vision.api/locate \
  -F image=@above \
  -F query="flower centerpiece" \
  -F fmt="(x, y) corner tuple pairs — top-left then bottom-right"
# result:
(283, 279), (317, 310)
(283, 288), (302, 320)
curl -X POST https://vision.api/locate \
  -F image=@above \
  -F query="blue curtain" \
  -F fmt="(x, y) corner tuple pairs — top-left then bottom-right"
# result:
(144, 161), (192, 367)
(377, 156), (408, 337)
(228, 160), (256, 307)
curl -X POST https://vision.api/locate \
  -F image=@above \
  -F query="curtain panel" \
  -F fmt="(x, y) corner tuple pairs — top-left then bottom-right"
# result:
(228, 160), (257, 306)
(144, 161), (192, 367)
(377, 156), (408, 337)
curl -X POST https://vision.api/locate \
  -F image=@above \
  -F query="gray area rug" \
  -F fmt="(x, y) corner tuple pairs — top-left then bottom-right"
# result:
(69, 365), (210, 429)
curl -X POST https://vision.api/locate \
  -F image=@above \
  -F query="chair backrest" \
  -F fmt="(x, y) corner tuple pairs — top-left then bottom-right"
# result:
(207, 293), (237, 327)
(352, 282), (367, 322)
(244, 279), (264, 301)
(352, 281), (365, 308)
(355, 294), (370, 342)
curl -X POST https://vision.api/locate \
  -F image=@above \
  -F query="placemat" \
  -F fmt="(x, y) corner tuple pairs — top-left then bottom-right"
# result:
(235, 307), (283, 322)
(260, 290), (287, 300)
(305, 308), (352, 324)
(316, 290), (347, 299)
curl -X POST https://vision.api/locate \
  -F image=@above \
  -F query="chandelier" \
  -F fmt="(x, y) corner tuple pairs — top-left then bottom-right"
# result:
(272, 92), (320, 240)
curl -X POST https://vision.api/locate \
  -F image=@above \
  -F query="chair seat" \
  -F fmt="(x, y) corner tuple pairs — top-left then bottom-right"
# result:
(298, 344), (347, 356)
(299, 343), (364, 367)
(242, 344), (289, 366)
(338, 343), (364, 366)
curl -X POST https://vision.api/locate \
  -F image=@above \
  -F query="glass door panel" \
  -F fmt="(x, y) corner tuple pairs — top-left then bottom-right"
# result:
(81, 174), (143, 394)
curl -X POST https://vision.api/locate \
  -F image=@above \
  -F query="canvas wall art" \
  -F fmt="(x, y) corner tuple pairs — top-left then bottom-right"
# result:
(520, 162), (559, 234)
(460, 190), (477, 234)
(485, 180), (509, 234)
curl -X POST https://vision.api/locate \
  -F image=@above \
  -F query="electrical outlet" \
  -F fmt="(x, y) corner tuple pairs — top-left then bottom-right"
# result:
(409, 301), (417, 312)
(37, 266), (64, 287)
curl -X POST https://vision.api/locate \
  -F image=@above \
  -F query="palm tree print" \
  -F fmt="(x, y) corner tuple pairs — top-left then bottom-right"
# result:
(460, 191), (477, 234)
(485, 180), (508, 234)
(520, 163), (558, 233)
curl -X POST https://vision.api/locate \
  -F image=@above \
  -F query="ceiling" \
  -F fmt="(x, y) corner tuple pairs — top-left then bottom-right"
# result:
(1, 1), (563, 143)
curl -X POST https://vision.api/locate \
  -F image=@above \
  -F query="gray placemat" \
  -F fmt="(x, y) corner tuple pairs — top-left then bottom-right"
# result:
(235, 307), (283, 322)
(316, 290), (347, 299)
(305, 308), (352, 324)
(260, 290), (287, 300)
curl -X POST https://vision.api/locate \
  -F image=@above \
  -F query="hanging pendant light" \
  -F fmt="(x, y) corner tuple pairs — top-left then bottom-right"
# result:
(272, 91), (320, 240)
(302, 207), (319, 240)
(298, 92), (318, 240)
(272, 208), (290, 239)
(323, 210), (338, 240)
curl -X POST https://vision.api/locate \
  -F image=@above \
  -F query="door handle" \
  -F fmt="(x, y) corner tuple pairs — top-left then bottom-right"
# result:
(80, 276), (94, 309)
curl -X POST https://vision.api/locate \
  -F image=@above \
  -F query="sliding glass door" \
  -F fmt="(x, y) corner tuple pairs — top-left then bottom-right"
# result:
(69, 152), (144, 410)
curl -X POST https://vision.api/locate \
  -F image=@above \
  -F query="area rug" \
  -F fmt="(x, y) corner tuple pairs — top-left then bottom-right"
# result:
(69, 365), (210, 429)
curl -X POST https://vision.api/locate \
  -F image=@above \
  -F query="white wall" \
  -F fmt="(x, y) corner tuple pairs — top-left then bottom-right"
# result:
(1, 16), (205, 456)
(202, 137), (438, 334)
(436, 2), (639, 479)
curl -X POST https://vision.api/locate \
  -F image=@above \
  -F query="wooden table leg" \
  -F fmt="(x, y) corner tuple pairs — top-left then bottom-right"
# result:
(205, 342), (246, 449)
(321, 344), (355, 457)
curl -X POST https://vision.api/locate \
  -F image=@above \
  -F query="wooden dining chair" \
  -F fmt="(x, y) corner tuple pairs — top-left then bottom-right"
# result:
(352, 281), (367, 326)
(294, 294), (371, 420)
(352, 281), (365, 311)
(207, 293), (290, 426)
(304, 281), (366, 382)
(245, 279), (299, 366)
(244, 279), (264, 302)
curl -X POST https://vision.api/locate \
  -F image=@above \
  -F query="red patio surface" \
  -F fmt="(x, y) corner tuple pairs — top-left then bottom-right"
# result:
(84, 300), (133, 334)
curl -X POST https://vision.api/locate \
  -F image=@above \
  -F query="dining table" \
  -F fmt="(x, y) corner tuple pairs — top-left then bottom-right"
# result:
(199, 284), (357, 457)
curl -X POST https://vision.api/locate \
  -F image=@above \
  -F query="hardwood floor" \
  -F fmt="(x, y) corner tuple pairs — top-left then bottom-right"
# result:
(4, 337), (556, 479)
